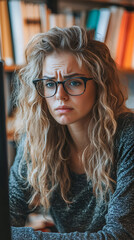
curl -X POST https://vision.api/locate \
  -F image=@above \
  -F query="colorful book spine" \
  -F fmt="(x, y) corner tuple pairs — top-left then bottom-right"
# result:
(105, 7), (124, 60)
(21, 2), (41, 49)
(115, 10), (130, 68)
(86, 9), (100, 30)
(95, 8), (111, 42)
(122, 12), (134, 69)
(8, 1), (24, 65)
(0, 0), (14, 65)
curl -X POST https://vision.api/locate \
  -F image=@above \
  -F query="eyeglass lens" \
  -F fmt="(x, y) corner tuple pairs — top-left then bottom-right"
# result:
(36, 78), (85, 97)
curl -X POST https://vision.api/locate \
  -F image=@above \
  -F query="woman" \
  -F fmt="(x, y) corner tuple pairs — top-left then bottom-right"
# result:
(10, 26), (134, 239)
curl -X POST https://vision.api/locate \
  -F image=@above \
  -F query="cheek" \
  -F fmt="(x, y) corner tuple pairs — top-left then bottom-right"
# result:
(77, 87), (96, 108)
(45, 99), (53, 115)
(77, 89), (96, 113)
(86, 83), (97, 104)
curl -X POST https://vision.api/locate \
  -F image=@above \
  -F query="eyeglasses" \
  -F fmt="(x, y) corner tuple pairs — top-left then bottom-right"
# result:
(33, 76), (93, 98)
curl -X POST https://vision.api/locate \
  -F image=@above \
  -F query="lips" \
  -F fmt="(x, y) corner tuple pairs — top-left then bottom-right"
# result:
(55, 106), (73, 112)
(56, 105), (73, 110)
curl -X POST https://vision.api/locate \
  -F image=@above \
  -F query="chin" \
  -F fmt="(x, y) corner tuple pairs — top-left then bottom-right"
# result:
(55, 116), (74, 125)
(56, 118), (79, 126)
(56, 120), (71, 126)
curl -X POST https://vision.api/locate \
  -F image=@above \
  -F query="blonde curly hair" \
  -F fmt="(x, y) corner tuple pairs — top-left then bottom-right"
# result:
(14, 26), (130, 209)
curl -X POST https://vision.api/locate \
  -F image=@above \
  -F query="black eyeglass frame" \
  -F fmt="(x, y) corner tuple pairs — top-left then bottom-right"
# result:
(33, 76), (93, 98)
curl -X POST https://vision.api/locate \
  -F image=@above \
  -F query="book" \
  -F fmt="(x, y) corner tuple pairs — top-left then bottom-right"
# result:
(79, 11), (87, 28)
(74, 12), (82, 26)
(0, 0), (14, 65)
(122, 12), (134, 69)
(45, 7), (51, 31)
(49, 13), (59, 29)
(63, 9), (75, 28)
(39, 3), (50, 32)
(73, 11), (86, 28)
(20, 2), (41, 50)
(86, 9), (100, 32)
(58, 14), (66, 28)
(8, 1), (25, 65)
(105, 7), (124, 60)
(49, 13), (67, 29)
(95, 8), (111, 42)
(115, 10), (130, 68)
(33, 4), (41, 34)
(105, 6), (118, 46)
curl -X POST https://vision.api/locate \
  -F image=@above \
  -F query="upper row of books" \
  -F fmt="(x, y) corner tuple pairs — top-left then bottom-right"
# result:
(0, 0), (134, 70)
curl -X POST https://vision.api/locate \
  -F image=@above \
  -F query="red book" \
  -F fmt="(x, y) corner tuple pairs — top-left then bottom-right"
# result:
(122, 12), (134, 69)
(115, 10), (130, 68)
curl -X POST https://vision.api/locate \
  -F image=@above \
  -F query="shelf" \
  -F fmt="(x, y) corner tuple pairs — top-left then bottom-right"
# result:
(79, 0), (134, 7)
(4, 65), (21, 73)
(59, 0), (134, 7)
(4, 64), (134, 75)
(58, 0), (134, 11)
(118, 68), (134, 75)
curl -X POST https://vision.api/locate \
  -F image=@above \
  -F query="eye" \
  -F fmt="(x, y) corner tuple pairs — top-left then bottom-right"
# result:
(44, 80), (55, 88)
(71, 81), (81, 86)
(68, 79), (83, 87)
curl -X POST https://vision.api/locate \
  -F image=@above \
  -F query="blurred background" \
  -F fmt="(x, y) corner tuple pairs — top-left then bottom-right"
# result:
(0, 0), (134, 230)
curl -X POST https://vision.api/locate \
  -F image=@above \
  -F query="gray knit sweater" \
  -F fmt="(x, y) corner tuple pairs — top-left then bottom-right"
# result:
(9, 113), (134, 239)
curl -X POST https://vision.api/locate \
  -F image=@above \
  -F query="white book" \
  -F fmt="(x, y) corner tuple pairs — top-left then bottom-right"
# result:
(95, 8), (111, 42)
(49, 14), (58, 29)
(65, 12), (74, 28)
(105, 6), (118, 46)
(8, 1), (24, 65)
(40, 3), (47, 32)
(106, 7), (124, 60)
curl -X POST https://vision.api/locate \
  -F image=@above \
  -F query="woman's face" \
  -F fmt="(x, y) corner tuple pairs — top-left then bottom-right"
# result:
(42, 51), (96, 127)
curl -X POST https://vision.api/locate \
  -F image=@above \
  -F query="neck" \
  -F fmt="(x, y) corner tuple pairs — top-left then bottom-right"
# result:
(67, 122), (89, 152)
(67, 120), (90, 174)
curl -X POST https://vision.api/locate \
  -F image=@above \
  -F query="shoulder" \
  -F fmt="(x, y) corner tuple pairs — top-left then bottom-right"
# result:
(10, 135), (27, 178)
(116, 112), (134, 127)
(115, 112), (134, 144)
(113, 112), (134, 169)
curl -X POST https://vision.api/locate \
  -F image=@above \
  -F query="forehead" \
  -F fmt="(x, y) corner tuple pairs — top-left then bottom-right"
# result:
(42, 51), (88, 76)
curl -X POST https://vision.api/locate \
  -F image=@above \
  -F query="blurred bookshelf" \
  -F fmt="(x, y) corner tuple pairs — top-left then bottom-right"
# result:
(0, 0), (134, 69)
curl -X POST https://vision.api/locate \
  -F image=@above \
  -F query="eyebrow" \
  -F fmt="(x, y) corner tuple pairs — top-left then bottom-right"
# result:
(42, 73), (84, 79)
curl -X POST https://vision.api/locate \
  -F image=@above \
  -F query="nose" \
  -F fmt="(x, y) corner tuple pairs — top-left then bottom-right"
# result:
(55, 83), (69, 100)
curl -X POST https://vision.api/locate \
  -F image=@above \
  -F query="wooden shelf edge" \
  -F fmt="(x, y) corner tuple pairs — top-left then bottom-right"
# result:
(83, 0), (134, 7)
(59, 0), (134, 8)
(4, 65), (21, 72)
(118, 68), (134, 74)
(4, 65), (134, 74)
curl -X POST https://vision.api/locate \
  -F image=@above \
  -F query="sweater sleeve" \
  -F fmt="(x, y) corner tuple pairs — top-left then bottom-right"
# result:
(9, 138), (32, 227)
(11, 114), (134, 239)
